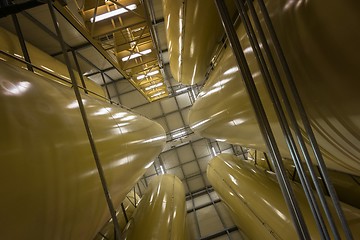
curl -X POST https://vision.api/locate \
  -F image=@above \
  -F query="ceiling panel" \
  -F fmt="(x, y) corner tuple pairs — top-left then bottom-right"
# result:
(166, 112), (183, 131)
(161, 151), (179, 168)
(187, 175), (205, 193)
(77, 47), (113, 70)
(182, 161), (199, 177)
(105, 68), (123, 81)
(120, 90), (147, 108)
(26, 5), (87, 49)
(193, 194), (211, 208)
(191, 140), (211, 158)
(150, 0), (164, 20)
(134, 101), (162, 119)
(187, 212), (200, 239)
(197, 205), (224, 237)
(116, 80), (136, 93)
(176, 93), (192, 108)
(177, 145), (195, 163)
(160, 97), (177, 113)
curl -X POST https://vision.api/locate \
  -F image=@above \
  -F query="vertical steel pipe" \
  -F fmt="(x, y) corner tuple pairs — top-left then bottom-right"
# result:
(256, 0), (352, 238)
(11, 14), (33, 72)
(46, 1), (122, 239)
(214, 0), (309, 238)
(235, 0), (331, 238)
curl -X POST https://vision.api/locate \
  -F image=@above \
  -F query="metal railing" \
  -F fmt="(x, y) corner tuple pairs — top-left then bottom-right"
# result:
(214, 0), (353, 239)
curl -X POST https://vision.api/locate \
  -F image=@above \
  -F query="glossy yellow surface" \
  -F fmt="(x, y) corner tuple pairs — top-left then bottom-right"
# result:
(246, 148), (360, 209)
(207, 153), (360, 239)
(95, 192), (140, 240)
(0, 27), (105, 99)
(162, 0), (224, 85)
(0, 61), (166, 239)
(121, 174), (188, 240)
(189, 0), (360, 175)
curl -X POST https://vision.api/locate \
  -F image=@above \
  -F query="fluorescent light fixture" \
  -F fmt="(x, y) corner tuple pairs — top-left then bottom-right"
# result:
(121, 49), (152, 62)
(172, 131), (186, 138)
(150, 90), (165, 98)
(211, 147), (217, 156)
(90, 4), (137, 23)
(175, 87), (189, 93)
(145, 82), (163, 91)
(160, 165), (165, 174)
(137, 70), (160, 80)
(148, 70), (159, 76)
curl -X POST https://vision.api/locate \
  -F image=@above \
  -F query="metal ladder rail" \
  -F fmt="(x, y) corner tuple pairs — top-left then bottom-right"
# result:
(214, 0), (310, 238)
(234, 0), (331, 238)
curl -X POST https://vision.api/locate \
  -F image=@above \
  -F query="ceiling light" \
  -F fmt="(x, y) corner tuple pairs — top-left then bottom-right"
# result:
(160, 165), (165, 174)
(90, 4), (137, 23)
(137, 70), (160, 80)
(148, 70), (159, 76)
(121, 49), (152, 62)
(175, 87), (189, 93)
(151, 90), (165, 98)
(145, 82), (163, 91)
(211, 147), (217, 156)
(172, 131), (186, 138)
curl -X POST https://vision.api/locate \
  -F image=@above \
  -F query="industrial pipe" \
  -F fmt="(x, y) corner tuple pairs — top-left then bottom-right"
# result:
(207, 153), (360, 239)
(121, 174), (188, 240)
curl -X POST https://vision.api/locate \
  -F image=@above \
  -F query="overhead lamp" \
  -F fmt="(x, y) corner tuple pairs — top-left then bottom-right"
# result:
(145, 82), (163, 91)
(137, 70), (160, 80)
(150, 90), (165, 98)
(121, 49), (152, 62)
(90, 4), (137, 23)
(172, 131), (186, 138)
(175, 87), (189, 93)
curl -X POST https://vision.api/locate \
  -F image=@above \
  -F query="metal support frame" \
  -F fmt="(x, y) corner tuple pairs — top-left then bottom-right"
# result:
(20, 9), (123, 105)
(46, 1), (122, 239)
(11, 13), (33, 72)
(236, 0), (334, 237)
(255, 0), (352, 238)
(214, 0), (310, 238)
(120, 202), (129, 223)
(71, 49), (87, 93)
(200, 226), (238, 240)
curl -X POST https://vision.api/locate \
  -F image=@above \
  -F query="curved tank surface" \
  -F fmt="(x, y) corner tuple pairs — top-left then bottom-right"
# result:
(95, 192), (140, 240)
(246, 149), (360, 209)
(162, 0), (224, 85)
(207, 153), (360, 239)
(0, 27), (105, 98)
(189, 0), (360, 175)
(121, 174), (188, 240)
(0, 60), (166, 239)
